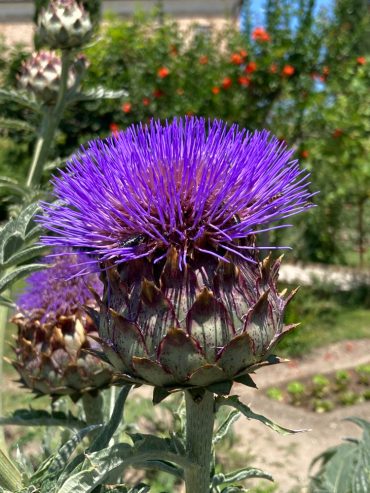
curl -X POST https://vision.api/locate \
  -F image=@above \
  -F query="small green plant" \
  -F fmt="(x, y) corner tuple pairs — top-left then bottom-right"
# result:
(286, 381), (306, 404)
(312, 375), (330, 398)
(334, 370), (351, 391)
(266, 387), (284, 402)
(338, 391), (360, 406)
(312, 399), (334, 413)
(356, 364), (370, 385)
(363, 389), (370, 400)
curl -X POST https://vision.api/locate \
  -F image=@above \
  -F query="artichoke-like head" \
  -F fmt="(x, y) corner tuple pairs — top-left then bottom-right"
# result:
(40, 118), (314, 393)
(95, 250), (298, 391)
(37, 0), (93, 50)
(10, 249), (114, 400)
(18, 51), (76, 104)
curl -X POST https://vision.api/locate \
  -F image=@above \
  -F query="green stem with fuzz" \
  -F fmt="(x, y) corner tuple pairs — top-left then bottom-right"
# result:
(82, 392), (105, 427)
(26, 50), (73, 188)
(184, 390), (215, 493)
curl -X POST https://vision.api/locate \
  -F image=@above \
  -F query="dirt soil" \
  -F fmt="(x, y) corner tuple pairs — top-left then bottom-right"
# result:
(233, 338), (370, 492)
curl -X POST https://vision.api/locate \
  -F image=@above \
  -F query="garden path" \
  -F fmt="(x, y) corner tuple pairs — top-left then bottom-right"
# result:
(234, 338), (370, 492)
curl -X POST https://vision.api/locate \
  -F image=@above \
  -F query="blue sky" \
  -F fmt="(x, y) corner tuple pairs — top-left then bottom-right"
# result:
(249, 0), (333, 25)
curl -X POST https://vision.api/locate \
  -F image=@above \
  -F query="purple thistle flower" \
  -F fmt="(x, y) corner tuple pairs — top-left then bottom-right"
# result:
(17, 248), (102, 322)
(40, 117), (313, 268)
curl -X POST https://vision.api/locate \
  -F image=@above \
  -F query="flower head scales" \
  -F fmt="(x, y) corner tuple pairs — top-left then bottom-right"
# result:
(40, 117), (312, 268)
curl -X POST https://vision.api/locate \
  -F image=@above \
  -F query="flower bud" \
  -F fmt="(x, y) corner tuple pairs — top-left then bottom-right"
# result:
(37, 0), (93, 50)
(9, 250), (114, 400)
(18, 51), (76, 104)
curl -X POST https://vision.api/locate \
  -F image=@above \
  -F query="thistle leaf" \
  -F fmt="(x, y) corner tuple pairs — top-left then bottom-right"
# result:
(0, 409), (86, 428)
(0, 449), (23, 492)
(67, 87), (127, 104)
(212, 467), (273, 486)
(309, 417), (370, 493)
(216, 395), (308, 435)
(88, 385), (132, 453)
(0, 117), (35, 133)
(0, 264), (46, 293)
(213, 410), (241, 445)
(0, 88), (40, 112)
(47, 425), (103, 477)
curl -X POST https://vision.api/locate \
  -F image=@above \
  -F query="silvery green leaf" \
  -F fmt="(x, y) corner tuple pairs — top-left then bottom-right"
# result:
(0, 264), (46, 293)
(44, 156), (70, 172)
(220, 487), (247, 493)
(132, 459), (183, 478)
(88, 385), (132, 453)
(2, 245), (48, 269)
(0, 449), (23, 491)
(0, 117), (35, 133)
(68, 86), (127, 103)
(58, 437), (192, 493)
(213, 410), (240, 444)
(309, 417), (370, 493)
(28, 455), (55, 484)
(0, 409), (86, 428)
(216, 396), (309, 435)
(0, 293), (15, 309)
(56, 443), (133, 493)
(0, 88), (40, 113)
(47, 425), (102, 476)
(213, 467), (273, 486)
(0, 178), (29, 199)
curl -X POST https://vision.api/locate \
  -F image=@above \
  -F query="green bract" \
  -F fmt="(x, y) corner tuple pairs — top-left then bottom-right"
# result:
(18, 51), (76, 104)
(37, 0), (93, 50)
(10, 310), (114, 400)
(93, 251), (298, 393)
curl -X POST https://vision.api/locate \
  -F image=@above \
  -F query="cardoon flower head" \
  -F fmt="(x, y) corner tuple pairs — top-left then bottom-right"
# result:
(40, 117), (313, 393)
(41, 118), (311, 266)
(10, 249), (113, 399)
(17, 248), (101, 321)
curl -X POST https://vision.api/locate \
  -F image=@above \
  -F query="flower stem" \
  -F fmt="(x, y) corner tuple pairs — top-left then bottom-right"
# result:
(82, 392), (105, 427)
(0, 291), (10, 451)
(184, 390), (215, 493)
(26, 50), (73, 188)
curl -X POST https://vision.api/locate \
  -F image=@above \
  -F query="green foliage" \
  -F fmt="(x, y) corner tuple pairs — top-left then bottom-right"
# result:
(0, 409), (86, 429)
(309, 417), (370, 493)
(312, 375), (330, 397)
(0, 203), (48, 304)
(216, 395), (307, 435)
(278, 283), (370, 357)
